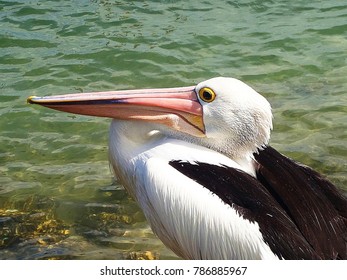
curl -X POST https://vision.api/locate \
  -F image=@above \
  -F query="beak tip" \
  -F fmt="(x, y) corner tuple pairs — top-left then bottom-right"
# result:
(27, 96), (38, 104)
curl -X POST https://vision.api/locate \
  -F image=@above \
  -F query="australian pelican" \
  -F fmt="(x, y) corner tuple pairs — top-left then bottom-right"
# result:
(28, 77), (347, 260)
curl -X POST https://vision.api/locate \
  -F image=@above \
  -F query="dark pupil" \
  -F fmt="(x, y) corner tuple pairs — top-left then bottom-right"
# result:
(203, 90), (212, 100)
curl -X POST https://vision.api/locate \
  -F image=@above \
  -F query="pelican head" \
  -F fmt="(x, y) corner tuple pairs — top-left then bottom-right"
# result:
(194, 77), (272, 158)
(28, 77), (272, 158)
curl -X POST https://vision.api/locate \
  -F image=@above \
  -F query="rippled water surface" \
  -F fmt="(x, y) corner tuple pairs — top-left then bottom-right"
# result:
(1, 0), (346, 259)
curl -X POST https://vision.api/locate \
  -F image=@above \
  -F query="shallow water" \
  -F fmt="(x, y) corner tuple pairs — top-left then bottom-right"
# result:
(1, 0), (346, 259)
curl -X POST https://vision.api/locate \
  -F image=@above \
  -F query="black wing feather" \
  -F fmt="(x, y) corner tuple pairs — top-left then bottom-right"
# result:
(254, 146), (347, 259)
(169, 160), (321, 259)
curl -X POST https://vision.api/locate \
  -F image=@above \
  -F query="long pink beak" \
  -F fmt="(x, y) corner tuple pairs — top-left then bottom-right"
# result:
(27, 86), (205, 137)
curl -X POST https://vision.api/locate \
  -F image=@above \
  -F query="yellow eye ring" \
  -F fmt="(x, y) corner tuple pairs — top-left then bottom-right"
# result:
(198, 87), (216, 103)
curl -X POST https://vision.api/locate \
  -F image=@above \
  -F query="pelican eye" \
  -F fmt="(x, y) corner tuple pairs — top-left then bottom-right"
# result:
(198, 87), (216, 103)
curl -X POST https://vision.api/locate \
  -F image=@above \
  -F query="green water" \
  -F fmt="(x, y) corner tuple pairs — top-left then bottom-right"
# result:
(1, 0), (346, 259)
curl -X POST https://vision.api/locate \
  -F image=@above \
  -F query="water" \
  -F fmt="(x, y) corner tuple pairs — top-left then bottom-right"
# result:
(1, 0), (346, 259)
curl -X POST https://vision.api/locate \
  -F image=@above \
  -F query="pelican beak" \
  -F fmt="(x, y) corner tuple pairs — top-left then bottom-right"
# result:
(27, 86), (205, 137)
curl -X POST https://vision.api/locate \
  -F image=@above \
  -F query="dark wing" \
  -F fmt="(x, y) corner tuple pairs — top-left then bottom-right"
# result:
(254, 146), (347, 259)
(169, 160), (322, 259)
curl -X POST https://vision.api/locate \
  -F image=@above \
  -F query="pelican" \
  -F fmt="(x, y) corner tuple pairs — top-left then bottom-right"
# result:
(28, 77), (347, 260)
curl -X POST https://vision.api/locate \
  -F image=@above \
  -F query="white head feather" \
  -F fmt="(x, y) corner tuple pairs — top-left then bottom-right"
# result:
(191, 77), (273, 159)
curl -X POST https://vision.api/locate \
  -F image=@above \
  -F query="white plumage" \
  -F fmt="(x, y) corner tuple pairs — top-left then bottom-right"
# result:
(108, 122), (277, 259)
